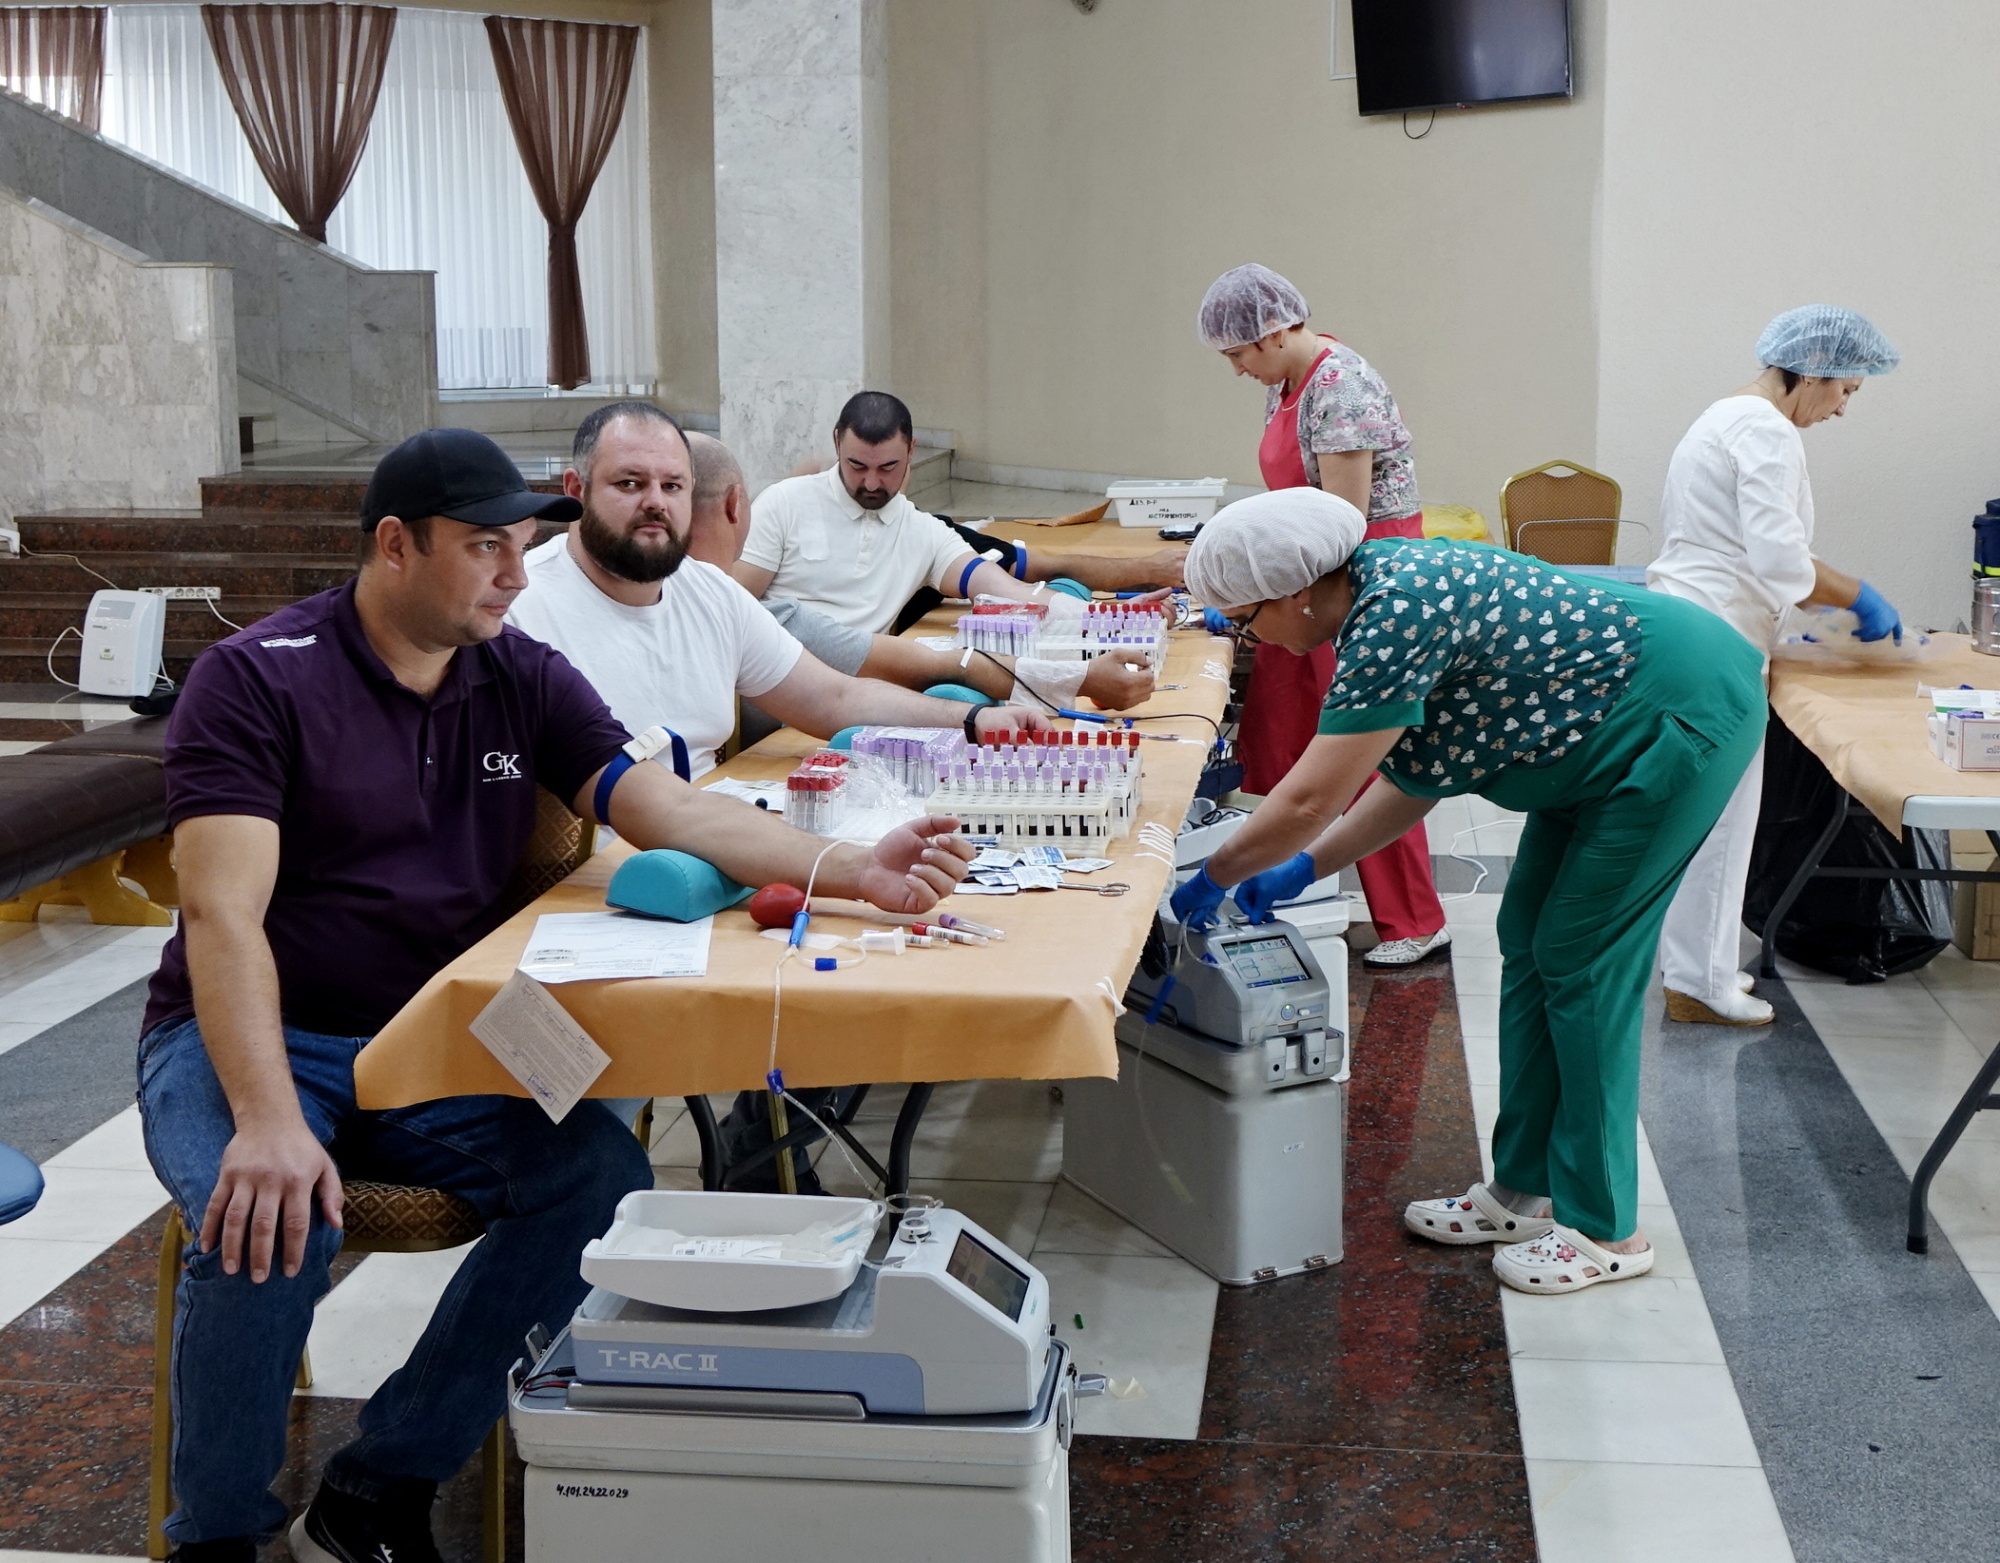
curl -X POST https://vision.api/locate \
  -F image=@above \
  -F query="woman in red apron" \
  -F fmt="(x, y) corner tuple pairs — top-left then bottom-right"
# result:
(1198, 263), (1448, 968)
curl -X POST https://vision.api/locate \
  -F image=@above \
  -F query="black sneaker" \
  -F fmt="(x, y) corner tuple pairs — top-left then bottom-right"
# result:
(289, 1479), (443, 1563)
(168, 1540), (256, 1562)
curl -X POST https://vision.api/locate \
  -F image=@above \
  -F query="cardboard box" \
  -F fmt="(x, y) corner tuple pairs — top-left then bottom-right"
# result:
(1928, 690), (2000, 771)
(1952, 855), (2000, 961)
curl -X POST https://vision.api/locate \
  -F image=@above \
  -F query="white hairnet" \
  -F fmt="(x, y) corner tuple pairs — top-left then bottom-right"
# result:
(1197, 264), (1310, 351)
(1756, 305), (1899, 378)
(1185, 489), (1368, 610)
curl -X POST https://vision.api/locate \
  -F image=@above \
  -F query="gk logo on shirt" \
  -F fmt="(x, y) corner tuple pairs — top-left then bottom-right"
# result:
(482, 752), (524, 781)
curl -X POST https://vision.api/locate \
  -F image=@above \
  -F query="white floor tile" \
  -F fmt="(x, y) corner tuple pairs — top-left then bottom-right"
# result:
(0, 1237), (111, 1330)
(1031, 1182), (1171, 1258)
(1504, 1276), (1725, 1366)
(1883, 1133), (2000, 1273)
(43, 1105), (151, 1173)
(1527, 1458), (1796, 1563)
(1441, 891), (1504, 927)
(0, 741), (47, 757)
(1632, 1204), (1694, 1281)
(1457, 989), (1501, 1036)
(1511, 1358), (1762, 1467)
(1450, 955), (1504, 996)
(1471, 1083), (1499, 1141)
(1445, 925), (1502, 958)
(1461, 1030), (1500, 1087)
(301, 1245), (474, 1400)
(1816, 1030), (2000, 1143)
(1040, 1251), (1218, 1440)
(0, 1165), (165, 1246)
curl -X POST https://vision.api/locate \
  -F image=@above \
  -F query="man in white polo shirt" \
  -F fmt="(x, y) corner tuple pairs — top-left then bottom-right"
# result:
(683, 432), (1157, 723)
(731, 391), (1180, 634)
(504, 402), (1045, 782)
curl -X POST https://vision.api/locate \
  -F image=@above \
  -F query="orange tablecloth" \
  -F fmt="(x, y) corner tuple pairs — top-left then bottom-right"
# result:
(1769, 634), (2000, 835)
(354, 609), (1228, 1109)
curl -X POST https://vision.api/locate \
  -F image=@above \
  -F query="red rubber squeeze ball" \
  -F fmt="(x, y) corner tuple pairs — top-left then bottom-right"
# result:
(748, 883), (808, 929)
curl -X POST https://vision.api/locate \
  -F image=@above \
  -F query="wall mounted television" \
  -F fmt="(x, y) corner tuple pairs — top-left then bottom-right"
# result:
(1352, 0), (1572, 116)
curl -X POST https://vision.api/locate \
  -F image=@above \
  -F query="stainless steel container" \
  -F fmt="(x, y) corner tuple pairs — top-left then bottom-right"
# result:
(1975, 578), (2000, 656)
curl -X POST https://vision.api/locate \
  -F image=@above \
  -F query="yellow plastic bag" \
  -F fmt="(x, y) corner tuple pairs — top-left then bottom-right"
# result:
(1422, 504), (1490, 542)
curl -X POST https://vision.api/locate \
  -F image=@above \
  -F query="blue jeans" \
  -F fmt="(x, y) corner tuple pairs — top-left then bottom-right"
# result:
(138, 1017), (653, 1546)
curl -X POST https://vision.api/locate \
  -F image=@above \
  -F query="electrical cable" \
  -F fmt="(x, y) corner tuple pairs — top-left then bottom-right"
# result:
(20, 544), (120, 592)
(44, 626), (80, 688)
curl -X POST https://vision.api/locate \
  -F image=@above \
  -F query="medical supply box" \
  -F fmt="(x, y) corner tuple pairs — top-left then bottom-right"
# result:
(1927, 690), (2000, 772)
(513, 1199), (1078, 1562)
(1105, 477), (1227, 528)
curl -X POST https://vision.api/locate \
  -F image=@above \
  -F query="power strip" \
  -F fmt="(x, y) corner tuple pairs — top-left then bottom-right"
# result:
(137, 586), (221, 601)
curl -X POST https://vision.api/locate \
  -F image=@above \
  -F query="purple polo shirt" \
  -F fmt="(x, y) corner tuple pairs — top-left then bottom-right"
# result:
(143, 580), (629, 1040)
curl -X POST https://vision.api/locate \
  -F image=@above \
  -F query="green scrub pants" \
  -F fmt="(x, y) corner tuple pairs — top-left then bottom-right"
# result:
(1473, 586), (1765, 1242)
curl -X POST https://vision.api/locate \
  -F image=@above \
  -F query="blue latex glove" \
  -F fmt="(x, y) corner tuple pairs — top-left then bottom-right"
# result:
(1850, 581), (1903, 645)
(1170, 866), (1230, 931)
(1202, 607), (1231, 637)
(1232, 852), (1318, 925)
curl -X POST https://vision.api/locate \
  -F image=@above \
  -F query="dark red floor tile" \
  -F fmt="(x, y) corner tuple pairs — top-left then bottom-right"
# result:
(1071, 1437), (1535, 1561)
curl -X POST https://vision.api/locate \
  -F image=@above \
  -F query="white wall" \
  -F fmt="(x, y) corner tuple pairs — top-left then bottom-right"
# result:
(1597, 0), (2000, 630)
(889, 0), (1607, 519)
(0, 189), (235, 515)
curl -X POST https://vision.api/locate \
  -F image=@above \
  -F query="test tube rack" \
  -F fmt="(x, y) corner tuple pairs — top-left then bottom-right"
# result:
(924, 728), (1144, 847)
(953, 603), (1168, 669)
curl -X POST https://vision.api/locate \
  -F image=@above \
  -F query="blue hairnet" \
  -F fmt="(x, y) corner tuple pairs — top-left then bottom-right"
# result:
(1198, 264), (1310, 350)
(1755, 306), (1899, 378)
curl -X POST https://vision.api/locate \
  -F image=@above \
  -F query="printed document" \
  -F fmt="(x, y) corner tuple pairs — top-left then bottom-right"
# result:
(470, 972), (612, 1122)
(518, 910), (712, 983)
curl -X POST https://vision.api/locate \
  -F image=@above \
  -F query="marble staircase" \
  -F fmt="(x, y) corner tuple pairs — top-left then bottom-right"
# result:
(2, 472), (562, 684)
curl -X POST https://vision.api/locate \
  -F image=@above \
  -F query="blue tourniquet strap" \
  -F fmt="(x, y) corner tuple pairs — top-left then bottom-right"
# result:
(594, 730), (690, 824)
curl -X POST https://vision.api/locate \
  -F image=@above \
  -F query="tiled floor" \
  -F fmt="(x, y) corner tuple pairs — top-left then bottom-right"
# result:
(4, 816), (2000, 1557)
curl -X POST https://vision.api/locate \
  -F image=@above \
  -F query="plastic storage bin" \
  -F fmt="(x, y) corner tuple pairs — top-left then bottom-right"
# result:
(1105, 478), (1227, 528)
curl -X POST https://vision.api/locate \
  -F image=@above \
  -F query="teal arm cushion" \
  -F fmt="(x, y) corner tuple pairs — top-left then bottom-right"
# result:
(606, 850), (753, 922)
(1045, 577), (1091, 601)
(922, 683), (997, 706)
(828, 727), (861, 750)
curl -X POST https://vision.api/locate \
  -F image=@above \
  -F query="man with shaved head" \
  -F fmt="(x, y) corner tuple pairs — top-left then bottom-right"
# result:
(681, 431), (1156, 724)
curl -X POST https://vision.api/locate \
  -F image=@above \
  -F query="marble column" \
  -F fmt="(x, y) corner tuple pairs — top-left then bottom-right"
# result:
(713, 0), (889, 492)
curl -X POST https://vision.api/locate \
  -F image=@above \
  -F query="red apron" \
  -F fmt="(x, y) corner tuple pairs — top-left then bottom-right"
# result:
(1235, 359), (1444, 942)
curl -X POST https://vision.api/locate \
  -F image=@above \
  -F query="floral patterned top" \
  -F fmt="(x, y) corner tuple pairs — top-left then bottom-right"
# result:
(1315, 541), (1644, 795)
(1265, 338), (1421, 523)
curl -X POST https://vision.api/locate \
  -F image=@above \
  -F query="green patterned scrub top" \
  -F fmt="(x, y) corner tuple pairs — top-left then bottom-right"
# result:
(1315, 540), (1643, 796)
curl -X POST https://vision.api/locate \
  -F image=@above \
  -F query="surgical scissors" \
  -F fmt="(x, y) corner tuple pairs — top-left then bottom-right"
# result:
(1058, 881), (1130, 896)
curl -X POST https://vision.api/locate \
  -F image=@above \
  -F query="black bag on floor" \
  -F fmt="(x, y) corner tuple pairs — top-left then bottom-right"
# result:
(1743, 713), (1953, 983)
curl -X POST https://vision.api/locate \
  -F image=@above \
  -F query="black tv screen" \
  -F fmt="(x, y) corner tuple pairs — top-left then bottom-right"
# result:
(1353, 0), (1572, 116)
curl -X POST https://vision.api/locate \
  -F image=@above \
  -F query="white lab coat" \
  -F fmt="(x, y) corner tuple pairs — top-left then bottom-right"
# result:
(1647, 396), (1815, 1004)
(1647, 396), (1818, 649)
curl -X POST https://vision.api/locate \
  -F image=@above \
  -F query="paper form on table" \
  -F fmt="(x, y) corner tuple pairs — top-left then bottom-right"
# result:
(518, 910), (713, 983)
(470, 971), (612, 1121)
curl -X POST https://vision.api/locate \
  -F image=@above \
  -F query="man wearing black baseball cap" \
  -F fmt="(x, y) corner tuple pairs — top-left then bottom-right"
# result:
(139, 429), (973, 1563)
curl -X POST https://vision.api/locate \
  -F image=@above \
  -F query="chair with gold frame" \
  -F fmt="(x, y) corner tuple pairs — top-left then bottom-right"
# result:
(1498, 460), (1644, 566)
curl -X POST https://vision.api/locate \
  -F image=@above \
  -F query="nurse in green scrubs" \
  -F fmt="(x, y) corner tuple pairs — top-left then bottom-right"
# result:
(1169, 489), (1764, 1294)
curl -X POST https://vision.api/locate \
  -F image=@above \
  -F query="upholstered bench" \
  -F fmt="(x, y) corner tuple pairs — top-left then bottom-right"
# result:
(0, 716), (175, 924)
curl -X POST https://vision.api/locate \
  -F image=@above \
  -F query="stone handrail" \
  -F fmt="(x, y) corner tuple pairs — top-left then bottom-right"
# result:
(0, 87), (436, 443)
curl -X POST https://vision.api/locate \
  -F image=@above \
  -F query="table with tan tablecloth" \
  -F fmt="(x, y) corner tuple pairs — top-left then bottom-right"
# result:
(354, 557), (1224, 1110)
(1768, 634), (2000, 837)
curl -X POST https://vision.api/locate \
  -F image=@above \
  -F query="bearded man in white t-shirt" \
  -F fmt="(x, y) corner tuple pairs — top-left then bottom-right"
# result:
(504, 402), (1046, 781)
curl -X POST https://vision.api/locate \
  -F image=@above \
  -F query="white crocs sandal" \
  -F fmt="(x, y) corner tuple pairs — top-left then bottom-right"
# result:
(1493, 1223), (1654, 1294)
(1404, 1183), (1555, 1246)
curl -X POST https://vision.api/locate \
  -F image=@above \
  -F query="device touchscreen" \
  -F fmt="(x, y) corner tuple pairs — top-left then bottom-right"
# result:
(1225, 934), (1310, 988)
(947, 1231), (1030, 1321)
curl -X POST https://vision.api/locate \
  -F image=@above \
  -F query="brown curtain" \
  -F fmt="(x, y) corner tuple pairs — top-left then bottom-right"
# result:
(202, 3), (396, 244)
(484, 15), (638, 390)
(0, 6), (105, 130)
